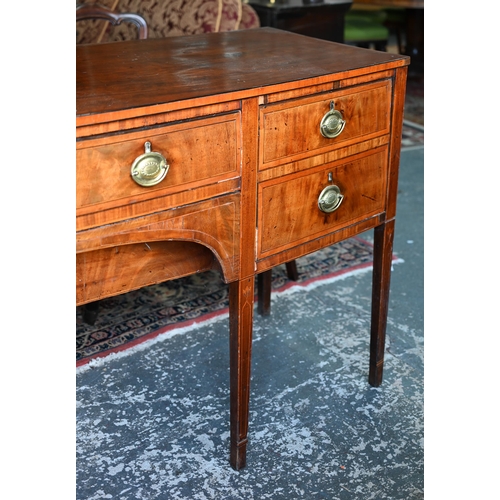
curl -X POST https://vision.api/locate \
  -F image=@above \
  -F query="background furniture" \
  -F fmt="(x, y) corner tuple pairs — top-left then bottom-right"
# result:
(344, 6), (389, 50)
(77, 27), (408, 470)
(76, 2), (148, 38)
(247, 0), (352, 42)
(352, 0), (423, 73)
(76, 0), (260, 44)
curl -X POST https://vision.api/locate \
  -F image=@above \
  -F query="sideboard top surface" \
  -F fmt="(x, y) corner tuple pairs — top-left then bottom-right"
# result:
(76, 28), (409, 118)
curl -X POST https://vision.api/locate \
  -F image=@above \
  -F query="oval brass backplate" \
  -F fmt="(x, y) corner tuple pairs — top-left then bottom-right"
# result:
(320, 101), (346, 139)
(131, 141), (169, 187)
(318, 184), (344, 213)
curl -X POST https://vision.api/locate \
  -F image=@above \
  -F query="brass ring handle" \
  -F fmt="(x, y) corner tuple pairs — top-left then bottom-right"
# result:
(320, 101), (346, 139)
(130, 141), (170, 187)
(318, 184), (344, 213)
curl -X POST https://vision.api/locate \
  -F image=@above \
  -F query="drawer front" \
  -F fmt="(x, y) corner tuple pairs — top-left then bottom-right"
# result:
(76, 113), (240, 214)
(260, 80), (391, 170)
(258, 147), (388, 257)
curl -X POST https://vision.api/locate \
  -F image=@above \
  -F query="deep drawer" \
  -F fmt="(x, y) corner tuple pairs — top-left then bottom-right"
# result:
(76, 113), (240, 215)
(258, 147), (389, 257)
(259, 80), (391, 170)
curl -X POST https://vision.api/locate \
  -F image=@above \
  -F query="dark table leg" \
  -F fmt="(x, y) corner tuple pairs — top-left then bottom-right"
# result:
(285, 260), (299, 281)
(369, 219), (395, 387)
(257, 270), (272, 316)
(229, 276), (255, 470)
(82, 300), (100, 325)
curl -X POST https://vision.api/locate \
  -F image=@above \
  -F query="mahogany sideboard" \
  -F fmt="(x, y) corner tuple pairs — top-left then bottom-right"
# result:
(76, 28), (409, 470)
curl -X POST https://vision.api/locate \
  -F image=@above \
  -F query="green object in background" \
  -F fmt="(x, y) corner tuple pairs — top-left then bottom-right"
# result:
(344, 9), (389, 47)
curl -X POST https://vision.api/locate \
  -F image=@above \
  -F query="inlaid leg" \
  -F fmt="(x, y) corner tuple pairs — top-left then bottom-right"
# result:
(228, 277), (254, 470)
(369, 219), (395, 387)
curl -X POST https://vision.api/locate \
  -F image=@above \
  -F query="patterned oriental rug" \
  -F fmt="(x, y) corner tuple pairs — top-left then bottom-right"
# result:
(77, 237), (403, 367)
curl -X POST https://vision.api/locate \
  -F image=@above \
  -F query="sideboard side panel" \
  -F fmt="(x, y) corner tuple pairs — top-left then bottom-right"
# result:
(386, 66), (408, 221)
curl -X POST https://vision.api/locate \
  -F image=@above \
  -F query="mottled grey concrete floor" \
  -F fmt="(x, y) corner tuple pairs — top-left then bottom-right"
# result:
(76, 147), (424, 499)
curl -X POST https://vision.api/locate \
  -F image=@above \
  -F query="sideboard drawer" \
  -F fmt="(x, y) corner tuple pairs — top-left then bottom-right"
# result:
(77, 113), (240, 216)
(259, 80), (391, 170)
(258, 147), (388, 257)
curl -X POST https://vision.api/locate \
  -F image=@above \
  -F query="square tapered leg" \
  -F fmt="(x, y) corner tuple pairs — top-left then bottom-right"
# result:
(228, 277), (255, 469)
(369, 220), (395, 387)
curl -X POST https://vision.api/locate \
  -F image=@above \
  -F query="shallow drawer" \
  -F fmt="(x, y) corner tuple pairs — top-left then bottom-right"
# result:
(76, 113), (240, 215)
(258, 147), (388, 257)
(259, 80), (391, 170)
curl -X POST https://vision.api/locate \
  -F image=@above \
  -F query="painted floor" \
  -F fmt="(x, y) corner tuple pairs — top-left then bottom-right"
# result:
(76, 147), (424, 499)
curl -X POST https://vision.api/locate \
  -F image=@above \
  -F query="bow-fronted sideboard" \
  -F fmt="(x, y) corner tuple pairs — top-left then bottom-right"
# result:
(77, 28), (409, 469)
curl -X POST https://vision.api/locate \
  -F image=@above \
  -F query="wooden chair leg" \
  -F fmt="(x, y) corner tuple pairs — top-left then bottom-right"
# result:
(369, 220), (395, 387)
(229, 277), (254, 470)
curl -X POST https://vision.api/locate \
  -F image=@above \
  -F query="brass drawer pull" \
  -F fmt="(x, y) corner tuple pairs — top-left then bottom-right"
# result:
(318, 184), (344, 213)
(320, 101), (346, 139)
(131, 141), (170, 187)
